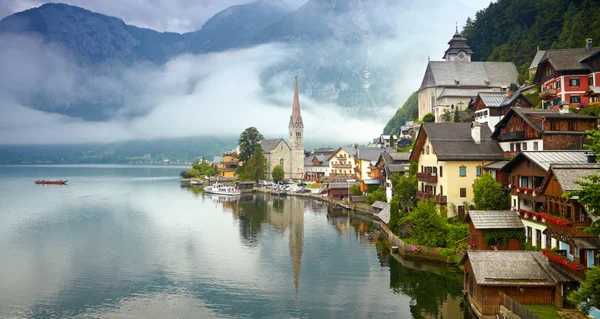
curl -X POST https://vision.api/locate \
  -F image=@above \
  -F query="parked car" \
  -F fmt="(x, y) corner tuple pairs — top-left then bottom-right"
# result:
(299, 188), (311, 193)
(318, 189), (328, 195)
(283, 179), (294, 184)
(298, 181), (307, 187)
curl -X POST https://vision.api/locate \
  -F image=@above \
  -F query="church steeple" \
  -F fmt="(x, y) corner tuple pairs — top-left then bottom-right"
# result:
(290, 74), (303, 128)
(288, 74), (304, 179)
(443, 26), (473, 61)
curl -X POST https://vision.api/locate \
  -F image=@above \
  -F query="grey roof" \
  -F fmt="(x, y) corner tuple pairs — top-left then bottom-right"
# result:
(418, 61), (518, 92)
(363, 179), (380, 185)
(528, 50), (546, 70)
(549, 164), (600, 192)
(541, 48), (600, 71)
(261, 138), (289, 153)
(357, 147), (395, 161)
(492, 108), (597, 137)
(506, 151), (591, 172)
(371, 201), (388, 210)
(377, 204), (391, 224)
(587, 86), (600, 95)
(468, 210), (524, 229)
(438, 88), (496, 98)
(329, 182), (359, 189)
(389, 152), (411, 161)
(483, 160), (510, 170)
(417, 123), (504, 161)
(478, 92), (507, 107)
(380, 152), (411, 176)
(304, 154), (328, 167)
(573, 237), (600, 249)
(465, 251), (557, 286)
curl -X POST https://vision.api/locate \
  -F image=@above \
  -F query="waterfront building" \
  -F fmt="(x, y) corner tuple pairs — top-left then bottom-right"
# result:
(262, 76), (305, 179)
(471, 91), (532, 129)
(327, 146), (357, 179)
(410, 122), (504, 217)
(533, 39), (600, 109)
(417, 28), (518, 122)
(466, 210), (524, 251)
(371, 152), (411, 202)
(327, 181), (359, 200)
(213, 149), (241, 178)
(490, 107), (598, 159)
(355, 147), (394, 192)
(462, 251), (571, 318)
(303, 154), (329, 180)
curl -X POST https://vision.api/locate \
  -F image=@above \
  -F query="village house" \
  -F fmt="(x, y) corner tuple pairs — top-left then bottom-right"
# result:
(534, 39), (600, 109)
(490, 107), (598, 159)
(461, 251), (572, 318)
(303, 154), (329, 180)
(466, 210), (524, 251)
(355, 147), (394, 192)
(490, 151), (591, 250)
(417, 28), (518, 122)
(539, 163), (600, 281)
(327, 146), (357, 179)
(327, 181), (359, 200)
(371, 152), (411, 202)
(372, 135), (397, 148)
(399, 121), (417, 139)
(472, 91), (533, 129)
(584, 86), (600, 103)
(410, 122), (504, 217)
(212, 149), (241, 178)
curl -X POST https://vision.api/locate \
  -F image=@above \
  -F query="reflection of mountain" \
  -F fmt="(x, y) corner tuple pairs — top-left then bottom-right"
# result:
(388, 256), (466, 319)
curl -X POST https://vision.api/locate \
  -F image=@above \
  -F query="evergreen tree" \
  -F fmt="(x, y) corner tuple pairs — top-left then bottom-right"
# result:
(422, 113), (435, 123)
(271, 165), (285, 182)
(472, 173), (511, 210)
(453, 108), (461, 123)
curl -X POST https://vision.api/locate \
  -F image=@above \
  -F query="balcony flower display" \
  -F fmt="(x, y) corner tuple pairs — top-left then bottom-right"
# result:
(508, 183), (514, 189)
(523, 188), (529, 195)
(542, 249), (586, 271)
(540, 213), (570, 227)
(532, 189), (540, 197)
(516, 187), (521, 193)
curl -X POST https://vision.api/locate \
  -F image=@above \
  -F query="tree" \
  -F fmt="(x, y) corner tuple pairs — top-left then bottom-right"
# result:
(384, 92), (418, 134)
(349, 184), (362, 196)
(568, 267), (600, 315)
(472, 173), (511, 210)
(391, 172), (417, 212)
(409, 200), (447, 247)
(422, 112), (435, 123)
(238, 127), (264, 164)
(185, 168), (201, 178)
(240, 149), (267, 182)
(272, 165), (284, 182)
(441, 109), (452, 122)
(453, 108), (460, 123)
(388, 198), (401, 234)
(367, 187), (386, 204)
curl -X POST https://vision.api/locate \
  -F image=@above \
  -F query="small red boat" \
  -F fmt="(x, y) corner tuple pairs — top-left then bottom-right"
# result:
(35, 180), (68, 185)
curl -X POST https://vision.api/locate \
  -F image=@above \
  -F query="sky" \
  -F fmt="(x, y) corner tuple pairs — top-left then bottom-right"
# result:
(0, 0), (493, 146)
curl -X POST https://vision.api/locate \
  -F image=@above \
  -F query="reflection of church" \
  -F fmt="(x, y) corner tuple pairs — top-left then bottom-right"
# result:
(268, 196), (304, 294)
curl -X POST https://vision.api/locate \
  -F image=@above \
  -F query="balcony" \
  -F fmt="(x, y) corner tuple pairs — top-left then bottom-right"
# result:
(542, 249), (586, 282)
(539, 89), (557, 100)
(416, 191), (447, 205)
(499, 130), (525, 141)
(416, 172), (438, 183)
(332, 163), (352, 168)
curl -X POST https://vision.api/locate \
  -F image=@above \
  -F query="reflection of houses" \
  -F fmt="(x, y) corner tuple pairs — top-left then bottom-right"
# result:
(472, 91), (532, 129)
(327, 146), (357, 178)
(462, 251), (571, 318)
(466, 210), (524, 251)
(372, 152), (411, 202)
(304, 154), (329, 179)
(356, 147), (394, 192)
(490, 108), (598, 159)
(267, 197), (304, 294)
(410, 122), (504, 216)
(540, 163), (600, 282)
(212, 149), (241, 178)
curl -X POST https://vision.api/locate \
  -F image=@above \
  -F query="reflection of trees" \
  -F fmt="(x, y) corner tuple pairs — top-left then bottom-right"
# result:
(238, 196), (269, 246)
(388, 257), (464, 318)
(272, 197), (285, 215)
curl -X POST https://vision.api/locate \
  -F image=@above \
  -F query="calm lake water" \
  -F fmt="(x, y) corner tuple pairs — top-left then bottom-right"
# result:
(0, 165), (470, 319)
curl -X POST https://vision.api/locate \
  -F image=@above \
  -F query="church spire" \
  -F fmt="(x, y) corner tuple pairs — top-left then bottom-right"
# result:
(292, 74), (302, 123)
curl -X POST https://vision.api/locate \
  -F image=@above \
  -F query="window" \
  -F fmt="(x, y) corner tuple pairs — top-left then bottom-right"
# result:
(280, 159), (284, 167)
(476, 166), (482, 177)
(553, 97), (560, 106)
(421, 165), (424, 172)
(570, 78), (580, 87)
(550, 84), (553, 89)
(550, 121), (557, 130)
(546, 234), (552, 248)
(527, 226), (532, 239)
(536, 229), (542, 242)
(533, 142), (539, 150)
(458, 206), (465, 216)
(460, 188), (467, 197)
(589, 77), (594, 86)
(296, 132), (301, 137)
(421, 147), (424, 155)
(570, 95), (581, 104)
(510, 143), (515, 152)
(451, 104), (454, 110)
(516, 143), (521, 152)
(527, 159), (531, 167)
(556, 80), (561, 89)
(568, 121), (574, 130)
(426, 146), (430, 154)
(522, 143), (527, 151)
(439, 166), (443, 177)
(440, 185), (443, 196)
(459, 166), (466, 177)
(570, 245), (580, 258)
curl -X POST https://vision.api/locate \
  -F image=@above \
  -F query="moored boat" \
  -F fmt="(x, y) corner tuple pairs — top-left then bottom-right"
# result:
(35, 180), (68, 185)
(205, 183), (241, 196)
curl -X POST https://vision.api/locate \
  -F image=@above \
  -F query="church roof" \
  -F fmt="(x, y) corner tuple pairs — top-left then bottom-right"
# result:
(443, 28), (473, 59)
(290, 74), (303, 127)
(418, 61), (518, 92)
(261, 138), (289, 153)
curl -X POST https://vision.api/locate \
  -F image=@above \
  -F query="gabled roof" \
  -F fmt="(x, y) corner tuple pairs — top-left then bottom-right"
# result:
(467, 210), (524, 229)
(261, 138), (289, 153)
(376, 204), (391, 224)
(418, 61), (518, 92)
(534, 48), (600, 83)
(491, 108), (597, 138)
(463, 251), (558, 286)
(501, 150), (591, 172)
(304, 154), (328, 167)
(541, 163), (600, 192)
(371, 201), (388, 210)
(378, 152), (411, 176)
(411, 123), (504, 161)
(585, 86), (600, 96)
(327, 146), (356, 161)
(357, 147), (395, 161)
(528, 50), (546, 70)
(474, 91), (530, 109)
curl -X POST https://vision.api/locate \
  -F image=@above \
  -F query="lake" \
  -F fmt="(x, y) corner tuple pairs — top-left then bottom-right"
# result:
(0, 165), (470, 318)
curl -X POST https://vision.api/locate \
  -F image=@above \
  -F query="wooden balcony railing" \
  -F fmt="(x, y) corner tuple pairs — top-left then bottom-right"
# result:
(416, 191), (447, 205)
(539, 89), (557, 100)
(500, 130), (525, 141)
(416, 172), (438, 183)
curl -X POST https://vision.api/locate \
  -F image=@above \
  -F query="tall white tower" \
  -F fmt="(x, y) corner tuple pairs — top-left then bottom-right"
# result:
(288, 75), (305, 180)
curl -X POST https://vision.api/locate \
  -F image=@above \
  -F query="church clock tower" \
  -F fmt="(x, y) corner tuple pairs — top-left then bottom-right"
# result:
(288, 74), (305, 180)
(443, 26), (473, 62)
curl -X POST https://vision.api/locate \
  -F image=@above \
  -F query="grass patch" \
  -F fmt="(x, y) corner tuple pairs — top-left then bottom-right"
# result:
(523, 305), (561, 319)
(307, 184), (322, 189)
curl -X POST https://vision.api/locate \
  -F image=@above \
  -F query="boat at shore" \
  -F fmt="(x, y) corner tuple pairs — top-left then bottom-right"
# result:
(205, 183), (241, 196)
(35, 180), (67, 185)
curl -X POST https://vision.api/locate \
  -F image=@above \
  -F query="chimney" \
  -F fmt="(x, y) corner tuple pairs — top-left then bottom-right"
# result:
(559, 101), (570, 114)
(471, 121), (481, 144)
(586, 152), (597, 164)
(586, 38), (593, 51)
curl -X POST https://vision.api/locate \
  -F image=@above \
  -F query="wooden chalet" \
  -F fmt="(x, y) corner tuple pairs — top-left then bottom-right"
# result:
(539, 163), (600, 282)
(472, 91), (532, 129)
(466, 210), (524, 251)
(491, 108), (598, 159)
(462, 251), (572, 318)
(327, 182), (358, 200)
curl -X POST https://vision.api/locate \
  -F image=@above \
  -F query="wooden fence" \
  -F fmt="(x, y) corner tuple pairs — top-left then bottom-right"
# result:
(499, 293), (541, 319)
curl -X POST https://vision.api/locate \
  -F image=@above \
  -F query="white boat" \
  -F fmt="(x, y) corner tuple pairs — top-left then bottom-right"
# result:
(205, 183), (241, 196)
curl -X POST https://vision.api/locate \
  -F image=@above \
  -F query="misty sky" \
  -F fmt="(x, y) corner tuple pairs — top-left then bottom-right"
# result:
(0, 0), (494, 145)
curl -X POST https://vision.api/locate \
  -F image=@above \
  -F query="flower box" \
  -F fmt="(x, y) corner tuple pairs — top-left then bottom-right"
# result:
(540, 213), (570, 227)
(542, 249), (586, 272)
(508, 183), (514, 189)
(516, 188), (521, 193)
